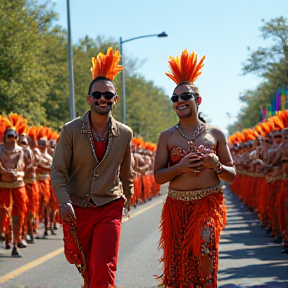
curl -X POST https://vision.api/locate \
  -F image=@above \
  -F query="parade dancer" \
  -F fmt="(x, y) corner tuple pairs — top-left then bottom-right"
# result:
(35, 127), (53, 238)
(154, 49), (236, 288)
(0, 116), (27, 257)
(51, 47), (134, 288)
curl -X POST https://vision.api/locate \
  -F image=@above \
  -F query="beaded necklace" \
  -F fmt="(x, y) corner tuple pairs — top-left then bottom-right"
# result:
(176, 122), (205, 148)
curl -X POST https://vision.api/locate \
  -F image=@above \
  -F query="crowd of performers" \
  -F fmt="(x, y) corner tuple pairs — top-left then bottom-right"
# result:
(228, 110), (288, 253)
(0, 113), (160, 258)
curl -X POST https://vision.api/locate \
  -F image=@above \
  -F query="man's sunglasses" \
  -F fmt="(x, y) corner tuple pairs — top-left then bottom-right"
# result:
(90, 91), (116, 101)
(170, 92), (197, 103)
(273, 135), (283, 139)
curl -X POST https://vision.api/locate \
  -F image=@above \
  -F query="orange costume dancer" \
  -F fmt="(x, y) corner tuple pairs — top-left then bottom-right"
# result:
(47, 129), (60, 232)
(26, 127), (41, 236)
(0, 115), (27, 257)
(131, 138), (144, 207)
(154, 50), (236, 288)
(35, 127), (53, 238)
(16, 115), (38, 245)
(277, 111), (288, 251)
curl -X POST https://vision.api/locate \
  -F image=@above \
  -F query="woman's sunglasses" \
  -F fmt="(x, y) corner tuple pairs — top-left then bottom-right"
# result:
(170, 92), (196, 103)
(90, 91), (116, 101)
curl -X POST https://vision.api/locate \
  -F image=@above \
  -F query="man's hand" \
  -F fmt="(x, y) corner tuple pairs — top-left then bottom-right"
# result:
(59, 203), (77, 224)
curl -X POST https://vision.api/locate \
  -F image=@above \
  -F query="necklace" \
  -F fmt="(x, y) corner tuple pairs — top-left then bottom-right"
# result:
(91, 127), (108, 142)
(176, 122), (205, 144)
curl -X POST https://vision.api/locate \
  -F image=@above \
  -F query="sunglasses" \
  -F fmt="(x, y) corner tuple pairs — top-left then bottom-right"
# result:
(273, 135), (283, 139)
(7, 135), (17, 139)
(90, 91), (116, 100)
(170, 92), (197, 103)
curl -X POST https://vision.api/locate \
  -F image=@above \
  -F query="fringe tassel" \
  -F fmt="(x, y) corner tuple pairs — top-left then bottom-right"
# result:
(158, 191), (226, 287)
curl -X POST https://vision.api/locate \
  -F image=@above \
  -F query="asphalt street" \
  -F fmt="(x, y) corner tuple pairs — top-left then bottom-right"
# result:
(0, 184), (287, 288)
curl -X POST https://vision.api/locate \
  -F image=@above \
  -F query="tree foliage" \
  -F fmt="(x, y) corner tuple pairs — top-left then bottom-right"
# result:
(228, 17), (288, 135)
(0, 0), (176, 141)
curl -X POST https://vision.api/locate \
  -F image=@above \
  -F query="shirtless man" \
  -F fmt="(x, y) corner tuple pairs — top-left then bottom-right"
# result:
(280, 128), (288, 253)
(19, 132), (37, 243)
(35, 130), (53, 238)
(268, 129), (284, 241)
(0, 126), (27, 257)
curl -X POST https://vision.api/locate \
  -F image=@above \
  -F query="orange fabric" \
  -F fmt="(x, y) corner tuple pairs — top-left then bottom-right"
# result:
(259, 180), (269, 226)
(158, 190), (226, 287)
(267, 180), (281, 234)
(0, 187), (27, 225)
(25, 182), (38, 216)
(141, 175), (150, 201)
(49, 180), (59, 211)
(38, 178), (51, 204)
(279, 180), (288, 234)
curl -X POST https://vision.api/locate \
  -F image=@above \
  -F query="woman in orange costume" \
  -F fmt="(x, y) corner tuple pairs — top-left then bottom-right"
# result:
(154, 50), (236, 288)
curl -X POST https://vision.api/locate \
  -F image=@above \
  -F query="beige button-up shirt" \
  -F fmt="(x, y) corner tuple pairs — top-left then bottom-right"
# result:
(50, 112), (134, 207)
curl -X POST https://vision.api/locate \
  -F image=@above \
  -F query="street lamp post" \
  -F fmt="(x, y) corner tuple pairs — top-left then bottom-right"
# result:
(67, 0), (76, 120)
(119, 32), (168, 124)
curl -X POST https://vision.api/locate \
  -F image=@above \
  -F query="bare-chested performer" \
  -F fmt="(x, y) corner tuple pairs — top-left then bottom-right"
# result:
(35, 127), (53, 238)
(0, 117), (27, 257)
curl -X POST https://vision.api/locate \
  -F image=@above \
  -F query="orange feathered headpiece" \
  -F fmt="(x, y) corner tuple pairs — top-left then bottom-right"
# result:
(0, 116), (14, 142)
(269, 115), (284, 132)
(91, 47), (123, 81)
(166, 49), (206, 84)
(9, 113), (28, 136)
(277, 110), (288, 128)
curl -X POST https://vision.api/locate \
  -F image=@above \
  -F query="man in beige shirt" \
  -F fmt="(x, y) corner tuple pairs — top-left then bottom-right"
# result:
(51, 47), (133, 288)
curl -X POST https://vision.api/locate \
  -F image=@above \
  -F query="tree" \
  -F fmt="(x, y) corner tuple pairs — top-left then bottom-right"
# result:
(228, 17), (288, 134)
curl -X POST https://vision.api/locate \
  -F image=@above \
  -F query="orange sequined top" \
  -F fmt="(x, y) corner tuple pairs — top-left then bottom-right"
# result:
(169, 144), (216, 166)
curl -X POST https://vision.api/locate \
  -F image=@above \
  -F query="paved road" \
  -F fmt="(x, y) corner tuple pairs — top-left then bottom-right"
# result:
(0, 184), (287, 288)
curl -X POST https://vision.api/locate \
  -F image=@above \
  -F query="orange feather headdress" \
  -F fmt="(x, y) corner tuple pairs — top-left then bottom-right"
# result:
(166, 49), (206, 84)
(91, 47), (123, 81)
(268, 115), (284, 131)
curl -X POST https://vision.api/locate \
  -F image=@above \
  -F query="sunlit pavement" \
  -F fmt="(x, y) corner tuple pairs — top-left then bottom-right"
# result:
(217, 186), (288, 287)
(0, 184), (287, 288)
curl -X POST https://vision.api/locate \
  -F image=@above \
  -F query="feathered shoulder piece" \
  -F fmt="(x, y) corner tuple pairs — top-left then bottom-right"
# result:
(165, 49), (205, 84)
(91, 47), (123, 81)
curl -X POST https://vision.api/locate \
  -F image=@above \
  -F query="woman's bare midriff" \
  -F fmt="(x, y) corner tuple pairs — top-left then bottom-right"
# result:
(169, 169), (220, 190)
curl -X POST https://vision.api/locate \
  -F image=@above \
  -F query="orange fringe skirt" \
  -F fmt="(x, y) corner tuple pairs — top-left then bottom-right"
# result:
(158, 185), (227, 288)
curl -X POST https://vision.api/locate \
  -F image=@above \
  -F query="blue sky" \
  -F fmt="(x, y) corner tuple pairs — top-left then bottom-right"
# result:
(53, 0), (288, 135)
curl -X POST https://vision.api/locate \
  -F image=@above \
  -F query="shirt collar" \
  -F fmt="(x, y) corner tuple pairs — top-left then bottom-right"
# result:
(81, 111), (119, 136)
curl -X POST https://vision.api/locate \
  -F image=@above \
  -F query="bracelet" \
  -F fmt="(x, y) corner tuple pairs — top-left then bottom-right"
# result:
(215, 162), (223, 174)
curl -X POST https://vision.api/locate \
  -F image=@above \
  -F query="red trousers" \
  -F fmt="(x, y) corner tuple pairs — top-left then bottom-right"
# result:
(73, 198), (124, 288)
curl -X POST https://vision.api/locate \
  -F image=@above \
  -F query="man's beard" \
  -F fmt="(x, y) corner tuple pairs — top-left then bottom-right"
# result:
(91, 102), (113, 115)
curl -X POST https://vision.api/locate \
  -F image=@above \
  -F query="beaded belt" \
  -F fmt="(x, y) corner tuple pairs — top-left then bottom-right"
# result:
(36, 174), (49, 181)
(0, 181), (25, 189)
(168, 185), (223, 201)
(266, 175), (283, 183)
(24, 178), (36, 184)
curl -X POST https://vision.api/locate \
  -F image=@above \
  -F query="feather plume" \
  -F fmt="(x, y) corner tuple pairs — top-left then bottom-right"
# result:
(0, 116), (14, 142)
(91, 47), (123, 81)
(269, 115), (284, 131)
(165, 49), (206, 84)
